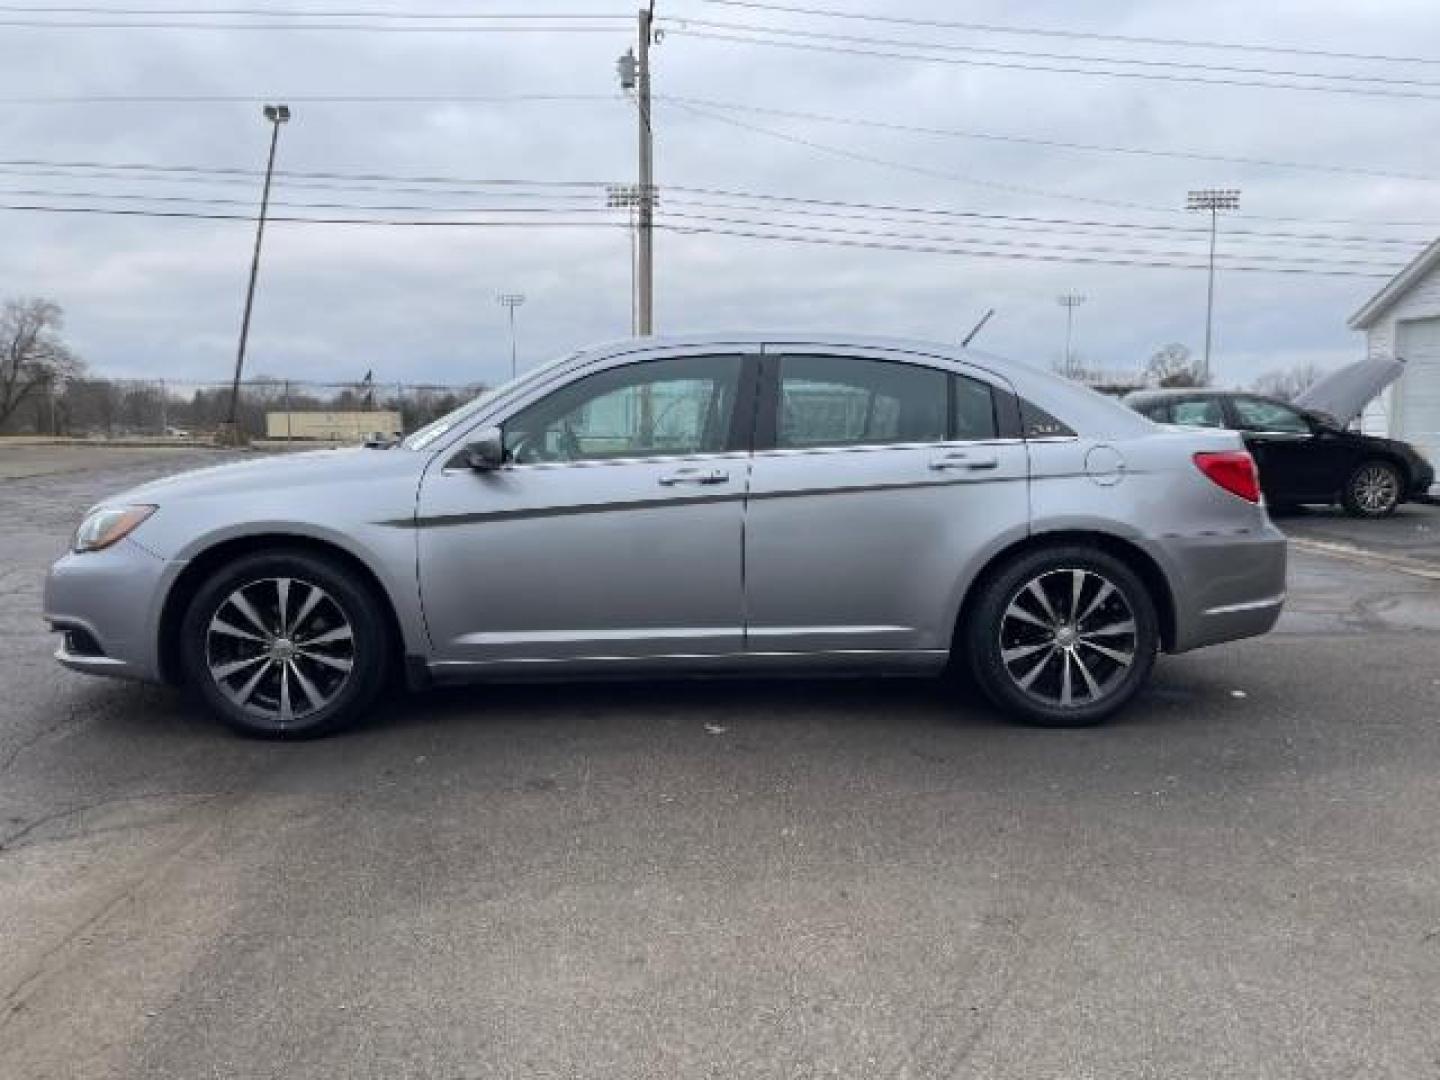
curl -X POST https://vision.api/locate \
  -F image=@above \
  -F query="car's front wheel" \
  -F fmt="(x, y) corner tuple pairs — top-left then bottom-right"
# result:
(1341, 460), (1402, 518)
(179, 549), (391, 738)
(965, 546), (1159, 727)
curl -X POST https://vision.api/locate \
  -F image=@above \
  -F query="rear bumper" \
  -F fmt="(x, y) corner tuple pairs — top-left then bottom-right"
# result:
(1153, 524), (1288, 653)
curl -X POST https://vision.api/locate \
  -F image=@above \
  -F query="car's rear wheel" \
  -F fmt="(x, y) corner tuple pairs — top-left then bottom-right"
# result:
(1342, 460), (1402, 518)
(965, 546), (1159, 727)
(179, 549), (390, 738)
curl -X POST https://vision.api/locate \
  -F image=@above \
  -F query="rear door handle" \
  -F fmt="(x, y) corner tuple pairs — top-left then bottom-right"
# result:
(659, 468), (730, 486)
(930, 452), (999, 471)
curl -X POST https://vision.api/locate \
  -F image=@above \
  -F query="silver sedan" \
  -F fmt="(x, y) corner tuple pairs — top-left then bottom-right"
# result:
(45, 334), (1287, 737)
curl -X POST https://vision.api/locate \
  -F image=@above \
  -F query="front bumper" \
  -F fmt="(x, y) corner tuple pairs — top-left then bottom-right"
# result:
(43, 538), (176, 683)
(1155, 523), (1288, 654)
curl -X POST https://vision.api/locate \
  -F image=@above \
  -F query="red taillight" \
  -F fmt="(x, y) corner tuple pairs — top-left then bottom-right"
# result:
(1193, 451), (1261, 503)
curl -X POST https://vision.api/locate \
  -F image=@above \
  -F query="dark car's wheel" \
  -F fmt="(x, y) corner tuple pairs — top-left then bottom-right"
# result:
(179, 549), (391, 738)
(1342, 460), (1403, 518)
(965, 546), (1159, 727)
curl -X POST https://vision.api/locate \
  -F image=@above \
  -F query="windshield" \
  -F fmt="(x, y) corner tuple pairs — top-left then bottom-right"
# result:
(400, 349), (584, 450)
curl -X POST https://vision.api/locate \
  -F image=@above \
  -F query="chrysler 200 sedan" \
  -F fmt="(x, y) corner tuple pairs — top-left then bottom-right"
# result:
(45, 334), (1287, 738)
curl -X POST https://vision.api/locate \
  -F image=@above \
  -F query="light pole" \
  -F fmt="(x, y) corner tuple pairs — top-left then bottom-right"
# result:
(1186, 188), (1240, 385)
(1057, 293), (1086, 378)
(496, 293), (526, 379)
(221, 103), (290, 445)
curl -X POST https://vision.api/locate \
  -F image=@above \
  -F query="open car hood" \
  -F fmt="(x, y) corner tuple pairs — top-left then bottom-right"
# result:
(1293, 357), (1405, 426)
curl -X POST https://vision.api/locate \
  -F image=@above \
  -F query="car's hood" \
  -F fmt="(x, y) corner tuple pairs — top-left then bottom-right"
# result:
(104, 447), (425, 507)
(1294, 357), (1405, 426)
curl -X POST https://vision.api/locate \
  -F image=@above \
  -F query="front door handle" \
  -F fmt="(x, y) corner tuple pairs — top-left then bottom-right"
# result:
(659, 468), (730, 486)
(930, 452), (999, 471)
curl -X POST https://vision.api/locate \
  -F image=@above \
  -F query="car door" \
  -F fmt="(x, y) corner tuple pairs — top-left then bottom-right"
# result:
(416, 349), (757, 666)
(743, 347), (1029, 656)
(1226, 395), (1327, 502)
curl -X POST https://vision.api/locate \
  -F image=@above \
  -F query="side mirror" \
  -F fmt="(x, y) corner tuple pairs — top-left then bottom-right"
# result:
(463, 427), (505, 470)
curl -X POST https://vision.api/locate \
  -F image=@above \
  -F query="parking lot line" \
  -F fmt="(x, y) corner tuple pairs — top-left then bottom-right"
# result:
(1288, 536), (1440, 583)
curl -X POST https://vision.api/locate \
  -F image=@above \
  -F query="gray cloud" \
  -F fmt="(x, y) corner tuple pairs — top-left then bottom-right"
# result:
(1, 1), (1435, 389)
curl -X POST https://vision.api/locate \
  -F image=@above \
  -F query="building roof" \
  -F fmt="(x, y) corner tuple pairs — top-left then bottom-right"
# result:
(1348, 235), (1440, 331)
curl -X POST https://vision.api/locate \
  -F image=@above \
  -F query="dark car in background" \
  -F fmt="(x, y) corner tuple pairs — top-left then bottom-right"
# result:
(1124, 361), (1433, 516)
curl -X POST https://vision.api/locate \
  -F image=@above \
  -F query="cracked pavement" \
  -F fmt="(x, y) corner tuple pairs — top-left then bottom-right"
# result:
(2, 447), (1439, 1079)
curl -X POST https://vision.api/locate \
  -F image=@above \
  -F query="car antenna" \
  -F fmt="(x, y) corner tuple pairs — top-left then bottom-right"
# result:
(961, 308), (995, 348)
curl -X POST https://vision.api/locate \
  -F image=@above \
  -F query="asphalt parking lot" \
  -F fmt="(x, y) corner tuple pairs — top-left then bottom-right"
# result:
(3, 448), (1439, 1079)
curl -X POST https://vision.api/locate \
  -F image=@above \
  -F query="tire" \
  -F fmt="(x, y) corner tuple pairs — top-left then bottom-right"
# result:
(964, 545), (1159, 728)
(1341, 460), (1403, 518)
(178, 548), (391, 738)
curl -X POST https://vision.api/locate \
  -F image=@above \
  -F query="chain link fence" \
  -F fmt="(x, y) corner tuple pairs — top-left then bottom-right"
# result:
(4, 377), (488, 442)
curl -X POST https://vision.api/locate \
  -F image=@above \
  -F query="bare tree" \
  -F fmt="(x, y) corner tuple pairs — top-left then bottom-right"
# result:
(1145, 342), (1209, 388)
(1252, 361), (1324, 402)
(0, 298), (85, 429)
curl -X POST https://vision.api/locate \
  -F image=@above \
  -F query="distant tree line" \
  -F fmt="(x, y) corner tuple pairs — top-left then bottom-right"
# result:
(0, 297), (484, 438)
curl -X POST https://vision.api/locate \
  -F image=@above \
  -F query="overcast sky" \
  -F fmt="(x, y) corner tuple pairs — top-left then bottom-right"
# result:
(2, 0), (1437, 390)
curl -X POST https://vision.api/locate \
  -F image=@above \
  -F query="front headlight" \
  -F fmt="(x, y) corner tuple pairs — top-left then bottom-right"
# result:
(72, 505), (157, 553)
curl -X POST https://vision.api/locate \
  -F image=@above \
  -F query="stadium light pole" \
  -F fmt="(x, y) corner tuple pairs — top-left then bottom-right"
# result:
(221, 103), (290, 445)
(497, 293), (526, 379)
(1057, 293), (1086, 378)
(1186, 188), (1241, 385)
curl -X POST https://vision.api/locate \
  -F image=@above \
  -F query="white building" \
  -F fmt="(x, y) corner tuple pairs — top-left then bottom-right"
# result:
(1348, 237), (1440, 463)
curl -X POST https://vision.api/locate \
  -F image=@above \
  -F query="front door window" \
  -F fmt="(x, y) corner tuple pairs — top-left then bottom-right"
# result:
(504, 354), (743, 464)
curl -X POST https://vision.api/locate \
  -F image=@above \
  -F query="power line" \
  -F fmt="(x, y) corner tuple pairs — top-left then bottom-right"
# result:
(6, 181), (1412, 256)
(0, 6), (632, 18)
(0, 199), (1403, 277)
(697, 0), (1440, 67)
(2, 154), (1434, 237)
(0, 92), (623, 105)
(659, 95), (1440, 186)
(663, 100), (1440, 230)
(663, 97), (1181, 215)
(4, 79), (1433, 193)
(0, 186), (624, 215)
(0, 157), (616, 188)
(0, 17), (626, 31)
(669, 17), (1440, 92)
(667, 28), (1440, 102)
(655, 209), (1405, 270)
(657, 220), (1397, 279)
(0, 203), (631, 226)
(5, 81), (1433, 191)
(655, 195), (1423, 255)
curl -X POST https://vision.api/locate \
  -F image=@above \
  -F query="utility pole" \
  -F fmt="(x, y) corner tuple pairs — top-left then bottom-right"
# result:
(221, 103), (290, 446)
(1186, 188), (1240, 386)
(1057, 293), (1086, 378)
(497, 293), (526, 379)
(636, 3), (656, 334)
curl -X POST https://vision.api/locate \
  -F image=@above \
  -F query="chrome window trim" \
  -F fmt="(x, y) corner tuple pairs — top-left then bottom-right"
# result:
(440, 448), (751, 477)
(752, 437), (1024, 461)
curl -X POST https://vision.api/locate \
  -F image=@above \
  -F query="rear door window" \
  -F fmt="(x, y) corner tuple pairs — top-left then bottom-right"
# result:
(1170, 396), (1226, 428)
(951, 374), (999, 441)
(775, 355), (949, 449)
(1232, 397), (1311, 434)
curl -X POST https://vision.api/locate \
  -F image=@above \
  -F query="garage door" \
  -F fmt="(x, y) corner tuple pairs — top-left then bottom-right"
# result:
(1396, 316), (1440, 465)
